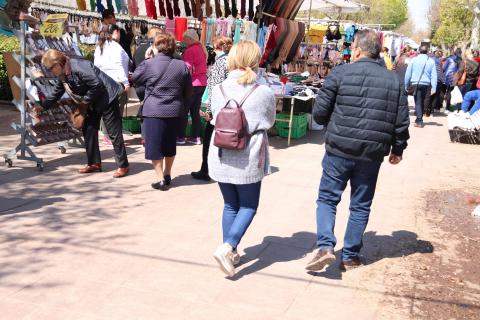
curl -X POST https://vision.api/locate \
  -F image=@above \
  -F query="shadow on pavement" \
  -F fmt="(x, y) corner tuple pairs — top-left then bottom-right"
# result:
(423, 121), (443, 127)
(309, 230), (434, 280)
(269, 130), (326, 150)
(169, 173), (215, 188)
(0, 196), (66, 215)
(231, 231), (316, 280)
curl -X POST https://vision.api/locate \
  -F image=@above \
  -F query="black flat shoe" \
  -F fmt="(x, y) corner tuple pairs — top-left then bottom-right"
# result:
(151, 180), (168, 191)
(164, 175), (171, 186)
(191, 171), (211, 181)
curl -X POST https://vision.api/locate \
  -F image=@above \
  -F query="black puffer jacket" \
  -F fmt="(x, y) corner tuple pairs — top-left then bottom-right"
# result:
(314, 58), (410, 162)
(43, 58), (122, 113)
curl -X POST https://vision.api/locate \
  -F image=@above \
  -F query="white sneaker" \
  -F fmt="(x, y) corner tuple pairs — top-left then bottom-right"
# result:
(213, 243), (235, 277)
(232, 249), (241, 266)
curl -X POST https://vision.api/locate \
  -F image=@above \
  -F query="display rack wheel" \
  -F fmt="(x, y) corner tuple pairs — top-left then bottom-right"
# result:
(59, 146), (67, 154)
(36, 162), (44, 171)
(5, 159), (13, 168)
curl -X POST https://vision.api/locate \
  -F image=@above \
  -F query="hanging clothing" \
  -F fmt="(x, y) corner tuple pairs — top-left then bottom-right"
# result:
(128, 0), (139, 15)
(77, 0), (87, 11)
(158, 0), (166, 16)
(173, 0), (181, 16)
(106, 0), (114, 12)
(166, 18), (176, 34)
(190, 0), (197, 18)
(145, 0), (157, 19)
(233, 19), (242, 43)
(183, 0), (192, 16)
(224, 0), (231, 17)
(114, 0), (121, 13)
(206, 0), (212, 17)
(214, 0), (222, 17)
(196, 0), (203, 20)
(175, 17), (188, 41)
(96, 0), (105, 12)
(241, 21), (257, 42)
(165, 0), (174, 19)
(231, 0), (238, 17)
(90, 0), (96, 11)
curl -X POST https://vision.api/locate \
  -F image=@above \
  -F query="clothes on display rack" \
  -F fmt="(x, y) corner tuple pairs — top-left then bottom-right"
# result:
(223, 0), (231, 17)
(128, 0), (139, 16)
(158, 0), (166, 17)
(183, 0), (192, 16)
(231, 0), (238, 17)
(173, 0), (181, 16)
(165, 0), (174, 19)
(214, 0), (222, 17)
(175, 16), (188, 40)
(145, 0), (157, 19)
(261, 0), (303, 20)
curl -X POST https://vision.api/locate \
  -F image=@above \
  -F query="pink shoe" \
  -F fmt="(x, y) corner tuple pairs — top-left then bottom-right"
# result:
(103, 136), (113, 146)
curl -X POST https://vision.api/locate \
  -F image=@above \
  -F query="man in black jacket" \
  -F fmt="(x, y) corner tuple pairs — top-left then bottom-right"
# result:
(39, 49), (129, 178)
(305, 30), (410, 272)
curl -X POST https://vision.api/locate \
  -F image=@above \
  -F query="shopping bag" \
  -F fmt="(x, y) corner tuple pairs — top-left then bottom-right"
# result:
(201, 87), (209, 104)
(450, 86), (463, 105)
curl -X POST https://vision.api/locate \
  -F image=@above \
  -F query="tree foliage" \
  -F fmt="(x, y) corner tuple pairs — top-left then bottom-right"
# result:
(431, 0), (474, 48)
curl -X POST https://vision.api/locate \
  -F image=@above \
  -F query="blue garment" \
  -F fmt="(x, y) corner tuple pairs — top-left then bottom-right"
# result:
(257, 26), (268, 50)
(219, 182), (262, 248)
(315, 152), (381, 261)
(233, 19), (242, 44)
(433, 56), (446, 84)
(462, 90), (480, 115)
(345, 26), (355, 43)
(443, 55), (459, 86)
(405, 54), (437, 92)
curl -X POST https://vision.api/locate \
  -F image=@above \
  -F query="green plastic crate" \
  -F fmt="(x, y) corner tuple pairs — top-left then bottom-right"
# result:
(275, 112), (308, 139)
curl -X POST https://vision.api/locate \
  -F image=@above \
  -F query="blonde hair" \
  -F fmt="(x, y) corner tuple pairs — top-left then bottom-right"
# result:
(41, 49), (67, 69)
(147, 27), (163, 40)
(227, 40), (261, 85)
(214, 36), (233, 53)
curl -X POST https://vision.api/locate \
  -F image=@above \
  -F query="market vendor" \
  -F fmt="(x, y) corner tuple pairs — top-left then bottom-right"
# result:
(461, 90), (480, 115)
(37, 49), (130, 178)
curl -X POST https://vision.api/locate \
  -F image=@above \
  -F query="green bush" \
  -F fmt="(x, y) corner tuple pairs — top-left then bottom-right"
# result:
(0, 36), (20, 101)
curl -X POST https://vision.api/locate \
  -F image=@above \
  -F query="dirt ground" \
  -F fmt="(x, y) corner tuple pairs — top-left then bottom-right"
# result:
(385, 190), (480, 319)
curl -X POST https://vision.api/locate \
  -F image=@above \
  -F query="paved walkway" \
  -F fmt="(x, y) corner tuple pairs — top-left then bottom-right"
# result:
(0, 105), (479, 319)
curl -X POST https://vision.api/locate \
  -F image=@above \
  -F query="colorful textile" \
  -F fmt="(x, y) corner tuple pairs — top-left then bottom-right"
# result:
(175, 17), (188, 41)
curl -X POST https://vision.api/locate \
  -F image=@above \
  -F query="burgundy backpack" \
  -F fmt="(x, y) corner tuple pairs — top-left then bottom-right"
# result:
(214, 84), (259, 152)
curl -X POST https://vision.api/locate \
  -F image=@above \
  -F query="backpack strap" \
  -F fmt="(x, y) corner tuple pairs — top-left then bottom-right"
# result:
(219, 83), (259, 108)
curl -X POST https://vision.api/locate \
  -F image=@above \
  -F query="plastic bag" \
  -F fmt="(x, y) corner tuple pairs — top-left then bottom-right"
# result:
(450, 86), (463, 105)
(201, 87), (209, 104)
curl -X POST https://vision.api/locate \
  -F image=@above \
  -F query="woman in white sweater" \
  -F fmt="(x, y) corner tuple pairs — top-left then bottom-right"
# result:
(209, 40), (276, 277)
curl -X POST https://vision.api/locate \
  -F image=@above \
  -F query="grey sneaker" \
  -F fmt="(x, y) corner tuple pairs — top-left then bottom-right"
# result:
(213, 243), (235, 277)
(232, 250), (240, 266)
(305, 248), (336, 271)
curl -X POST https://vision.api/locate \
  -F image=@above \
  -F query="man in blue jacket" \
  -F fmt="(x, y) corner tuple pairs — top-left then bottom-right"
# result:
(405, 45), (437, 127)
(306, 30), (410, 272)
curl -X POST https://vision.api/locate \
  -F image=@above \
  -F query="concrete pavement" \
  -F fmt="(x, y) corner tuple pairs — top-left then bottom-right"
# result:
(0, 105), (479, 319)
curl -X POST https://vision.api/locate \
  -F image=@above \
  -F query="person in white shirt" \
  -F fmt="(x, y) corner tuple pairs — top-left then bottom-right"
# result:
(94, 24), (130, 145)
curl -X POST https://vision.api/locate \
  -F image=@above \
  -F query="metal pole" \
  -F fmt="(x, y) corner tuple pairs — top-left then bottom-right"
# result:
(20, 21), (26, 158)
(306, 0), (313, 47)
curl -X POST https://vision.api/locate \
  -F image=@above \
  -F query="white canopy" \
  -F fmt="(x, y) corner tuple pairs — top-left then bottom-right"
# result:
(299, 0), (368, 14)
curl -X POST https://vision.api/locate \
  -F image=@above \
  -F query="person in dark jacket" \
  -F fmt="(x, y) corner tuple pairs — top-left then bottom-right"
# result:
(305, 30), (410, 272)
(462, 50), (480, 95)
(443, 48), (462, 110)
(40, 49), (129, 178)
(132, 33), (192, 191)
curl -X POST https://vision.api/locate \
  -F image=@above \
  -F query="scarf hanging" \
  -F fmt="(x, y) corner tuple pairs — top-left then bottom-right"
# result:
(240, 0), (246, 18)
(248, 0), (254, 20)
(195, 0), (203, 20)
(183, 0), (191, 16)
(90, 0), (96, 11)
(128, 0), (139, 15)
(106, 0), (114, 12)
(158, 0), (166, 16)
(214, 0), (222, 17)
(231, 0), (237, 17)
(205, 0), (212, 17)
(173, 0), (181, 16)
(223, 0), (231, 17)
(96, 0), (105, 12)
(76, 0), (87, 11)
(115, 0), (121, 13)
(190, 0), (197, 18)
(165, 0), (173, 19)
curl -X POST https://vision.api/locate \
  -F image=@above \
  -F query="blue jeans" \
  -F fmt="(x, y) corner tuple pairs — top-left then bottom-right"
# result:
(414, 85), (431, 124)
(316, 152), (381, 261)
(219, 182), (262, 248)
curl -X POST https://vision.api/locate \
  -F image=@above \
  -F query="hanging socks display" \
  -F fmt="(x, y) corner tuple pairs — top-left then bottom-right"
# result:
(195, 0), (203, 20)
(183, 0), (191, 16)
(106, 0), (114, 12)
(90, 0), (96, 11)
(248, 0), (254, 20)
(240, 0), (246, 18)
(165, 0), (173, 19)
(214, 0), (222, 17)
(96, 0), (105, 12)
(173, 0), (181, 16)
(223, 0), (231, 17)
(231, 0), (238, 17)
(158, 0), (166, 16)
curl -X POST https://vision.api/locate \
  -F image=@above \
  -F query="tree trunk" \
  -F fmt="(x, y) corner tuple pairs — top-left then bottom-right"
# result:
(471, 1), (480, 50)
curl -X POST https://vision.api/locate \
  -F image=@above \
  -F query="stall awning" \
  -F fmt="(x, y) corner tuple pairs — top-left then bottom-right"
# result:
(299, 0), (368, 14)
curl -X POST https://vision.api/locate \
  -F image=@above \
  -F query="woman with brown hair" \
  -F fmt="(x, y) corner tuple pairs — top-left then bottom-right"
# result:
(191, 36), (233, 181)
(132, 33), (192, 190)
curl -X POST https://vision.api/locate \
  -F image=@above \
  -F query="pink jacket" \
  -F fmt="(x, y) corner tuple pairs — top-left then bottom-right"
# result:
(182, 42), (208, 87)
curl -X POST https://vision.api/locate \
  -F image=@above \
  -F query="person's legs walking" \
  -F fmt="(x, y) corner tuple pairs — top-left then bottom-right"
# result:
(192, 121), (214, 180)
(306, 152), (352, 271)
(187, 86), (206, 144)
(341, 160), (381, 263)
(414, 85), (427, 125)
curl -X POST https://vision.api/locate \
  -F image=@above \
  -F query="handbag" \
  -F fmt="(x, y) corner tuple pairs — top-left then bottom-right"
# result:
(63, 82), (88, 129)
(407, 57), (429, 96)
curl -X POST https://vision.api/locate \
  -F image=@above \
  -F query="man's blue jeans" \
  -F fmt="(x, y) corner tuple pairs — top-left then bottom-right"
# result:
(219, 182), (262, 248)
(316, 152), (381, 261)
(414, 85), (431, 124)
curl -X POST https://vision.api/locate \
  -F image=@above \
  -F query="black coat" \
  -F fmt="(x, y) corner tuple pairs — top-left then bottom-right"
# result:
(43, 58), (122, 113)
(314, 57), (410, 162)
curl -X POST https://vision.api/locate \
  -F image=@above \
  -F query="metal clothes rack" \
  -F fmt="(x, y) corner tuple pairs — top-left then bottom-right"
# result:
(4, 22), (84, 170)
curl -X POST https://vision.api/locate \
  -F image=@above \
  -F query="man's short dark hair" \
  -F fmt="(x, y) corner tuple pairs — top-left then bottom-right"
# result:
(102, 9), (115, 21)
(354, 29), (381, 59)
(419, 45), (428, 54)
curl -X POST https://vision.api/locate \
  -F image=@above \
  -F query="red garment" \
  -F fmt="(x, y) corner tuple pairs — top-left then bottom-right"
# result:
(175, 17), (188, 41)
(158, 0), (166, 16)
(474, 57), (480, 64)
(145, 0), (157, 18)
